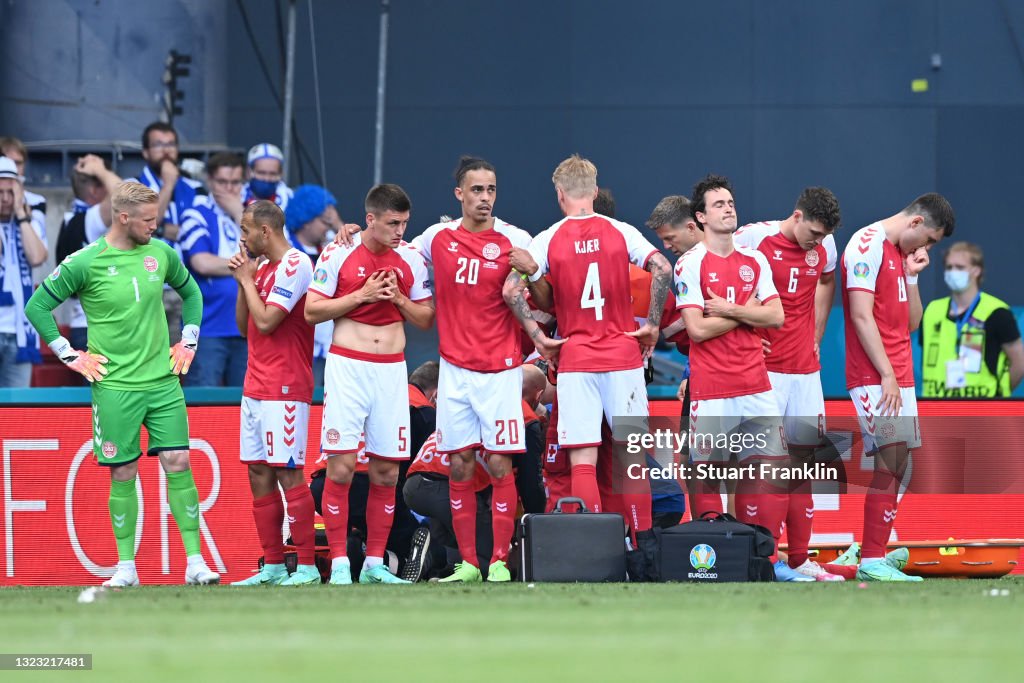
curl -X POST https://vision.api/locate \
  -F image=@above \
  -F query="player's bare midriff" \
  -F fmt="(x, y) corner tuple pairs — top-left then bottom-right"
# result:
(333, 317), (406, 355)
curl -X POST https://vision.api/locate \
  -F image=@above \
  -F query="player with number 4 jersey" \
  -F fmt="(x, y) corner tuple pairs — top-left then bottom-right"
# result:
(507, 155), (672, 521)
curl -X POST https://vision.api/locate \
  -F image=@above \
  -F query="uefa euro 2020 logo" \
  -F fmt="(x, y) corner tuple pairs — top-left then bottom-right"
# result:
(689, 544), (717, 571)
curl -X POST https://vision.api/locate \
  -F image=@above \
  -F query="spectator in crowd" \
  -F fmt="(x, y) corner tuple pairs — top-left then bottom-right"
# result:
(0, 156), (46, 386)
(243, 143), (292, 211)
(920, 241), (1024, 397)
(135, 121), (205, 243)
(0, 137), (47, 240)
(178, 152), (247, 386)
(54, 155), (122, 357)
(285, 184), (341, 385)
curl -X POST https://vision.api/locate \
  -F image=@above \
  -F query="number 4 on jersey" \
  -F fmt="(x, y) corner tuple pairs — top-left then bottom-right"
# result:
(581, 262), (606, 320)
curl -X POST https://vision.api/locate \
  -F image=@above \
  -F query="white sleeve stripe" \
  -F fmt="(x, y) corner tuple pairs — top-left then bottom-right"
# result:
(179, 230), (209, 251)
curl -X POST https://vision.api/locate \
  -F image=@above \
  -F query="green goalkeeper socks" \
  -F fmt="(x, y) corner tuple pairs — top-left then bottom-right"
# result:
(166, 470), (202, 557)
(108, 478), (138, 561)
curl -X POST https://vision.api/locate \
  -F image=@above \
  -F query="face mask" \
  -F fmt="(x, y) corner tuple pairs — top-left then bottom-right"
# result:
(248, 178), (277, 199)
(944, 270), (970, 293)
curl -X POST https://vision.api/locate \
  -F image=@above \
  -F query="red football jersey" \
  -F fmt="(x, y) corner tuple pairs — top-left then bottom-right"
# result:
(674, 243), (779, 400)
(407, 431), (491, 491)
(310, 235), (431, 326)
(528, 214), (658, 372)
(733, 221), (837, 374)
(841, 223), (914, 388)
(243, 248), (315, 403)
(412, 218), (532, 372)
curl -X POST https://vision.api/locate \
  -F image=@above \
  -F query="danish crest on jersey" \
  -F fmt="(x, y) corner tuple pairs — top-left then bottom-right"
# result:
(738, 265), (755, 283)
(482, 242), (501, 260)
(325, 429), (340, 446)
(804, 250), (819, 267)
(143, 256), (159, 272)
(101, 441), (118, 459)
(854, 262), (870, 278)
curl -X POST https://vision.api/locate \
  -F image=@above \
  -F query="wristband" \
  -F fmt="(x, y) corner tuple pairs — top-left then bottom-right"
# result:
(48, 336), (77, 363)
(905, 275), (918, 285)
(181, 324), (200, 349)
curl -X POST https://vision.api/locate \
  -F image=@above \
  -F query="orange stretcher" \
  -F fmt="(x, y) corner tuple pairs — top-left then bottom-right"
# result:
(798, 539), (1024, 578)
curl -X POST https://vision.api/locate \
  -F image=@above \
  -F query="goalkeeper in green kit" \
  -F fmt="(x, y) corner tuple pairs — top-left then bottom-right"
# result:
(25, 181), (219, 587)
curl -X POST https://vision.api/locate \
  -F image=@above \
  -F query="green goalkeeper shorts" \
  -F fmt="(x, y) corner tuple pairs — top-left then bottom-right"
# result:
(90, 379), (190, 466)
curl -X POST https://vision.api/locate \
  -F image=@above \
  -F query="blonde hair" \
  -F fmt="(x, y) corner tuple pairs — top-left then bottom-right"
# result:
(945, 241), (984, 285)
(552, 154), (598, 199)
(111, 181), (159, 216)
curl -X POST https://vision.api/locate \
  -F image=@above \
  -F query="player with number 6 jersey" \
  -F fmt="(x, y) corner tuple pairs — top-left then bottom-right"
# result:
(305, 184), (434, 586)
(732, 187), (843, 581)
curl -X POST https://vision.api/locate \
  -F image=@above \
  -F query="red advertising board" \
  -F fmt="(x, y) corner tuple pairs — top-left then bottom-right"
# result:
(1, 400), (1022, 585)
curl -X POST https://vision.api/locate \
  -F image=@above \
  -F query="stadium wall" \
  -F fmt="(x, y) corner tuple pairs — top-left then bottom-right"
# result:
(1, 400), (1021, 585)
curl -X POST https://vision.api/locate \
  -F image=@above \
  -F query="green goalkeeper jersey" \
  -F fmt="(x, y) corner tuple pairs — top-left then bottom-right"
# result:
(35, 237), (195, 390)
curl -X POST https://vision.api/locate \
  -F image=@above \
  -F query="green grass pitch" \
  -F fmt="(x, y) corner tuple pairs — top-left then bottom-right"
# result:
(2, 579), (1023, 682)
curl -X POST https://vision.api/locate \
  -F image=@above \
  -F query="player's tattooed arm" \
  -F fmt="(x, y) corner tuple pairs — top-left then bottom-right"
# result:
(503, 272), (564, 362)
(509, 247), (554, 311)
(644, 252), (672, 328)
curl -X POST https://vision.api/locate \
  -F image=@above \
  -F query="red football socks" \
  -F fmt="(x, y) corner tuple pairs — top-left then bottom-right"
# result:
(284, 484), (316, 565)
(862, 469), (900, 560)
(786, 491), (814, 568)
(322, 478), (351, 560)
(571, 463), (601, 513)
(252, 491), (284, 565)
(489, 474), (517, 563)
(365, 483), (397, 559)
(449, 478), (479, 568)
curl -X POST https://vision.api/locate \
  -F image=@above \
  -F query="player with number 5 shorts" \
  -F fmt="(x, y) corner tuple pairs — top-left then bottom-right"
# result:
(25, 181), (218, 588)
(305, 184), (434, 585)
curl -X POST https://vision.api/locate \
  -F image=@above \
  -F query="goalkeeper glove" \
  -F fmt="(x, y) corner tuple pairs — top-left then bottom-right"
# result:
(49, 336), (108, 383)
(170, 324), (199, 376)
